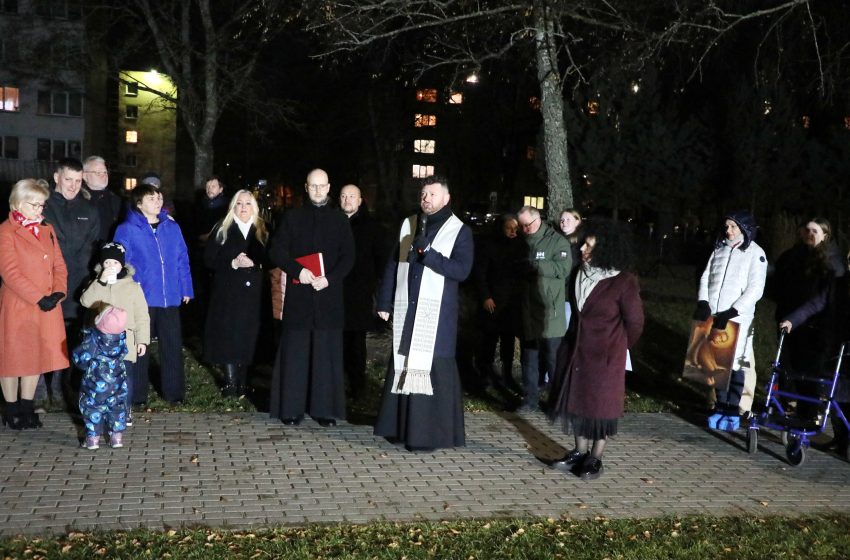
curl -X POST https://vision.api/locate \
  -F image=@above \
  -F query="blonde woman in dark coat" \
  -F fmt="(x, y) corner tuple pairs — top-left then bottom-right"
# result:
(203, 190), (268, 396)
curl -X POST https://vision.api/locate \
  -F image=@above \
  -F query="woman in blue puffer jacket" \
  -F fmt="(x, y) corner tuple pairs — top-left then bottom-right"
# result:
(114, 184), (193, 404)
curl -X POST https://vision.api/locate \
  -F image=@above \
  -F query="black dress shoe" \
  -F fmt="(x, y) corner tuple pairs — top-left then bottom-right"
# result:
(551, 449), (586, 472)
(576, 457), (604, 480)
(281, 417), (302, 426)
(316, 418), (336, 427)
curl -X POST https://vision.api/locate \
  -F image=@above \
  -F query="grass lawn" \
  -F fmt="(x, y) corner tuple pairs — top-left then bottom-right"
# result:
(2, 515), (849, 559)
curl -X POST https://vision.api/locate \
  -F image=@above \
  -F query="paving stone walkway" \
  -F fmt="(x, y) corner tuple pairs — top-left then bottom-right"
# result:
(2, 410), (850, 536)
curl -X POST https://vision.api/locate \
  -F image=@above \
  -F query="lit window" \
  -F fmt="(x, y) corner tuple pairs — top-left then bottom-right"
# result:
(412, 164), (434, 178)
(523, 196), (544, 210)
(125, 178), (137, 190)
(414, 114), (437, 127)
(1, 136), (19, 159)
(526, 146), (535, 160)
(414, 139), (436, 154)
(844, 117), (850, 130)
(125, 82), (138, 97)
(416, 89), (438, 102)
(587, 100), (599, 115)
(802, 115), (810, 128)
(449, 92), (463, 104)
(125, 130), (138, 143)
(125, 105), (138, 119)
(529, 96), (540, 110)
(0, 86), (19, 111)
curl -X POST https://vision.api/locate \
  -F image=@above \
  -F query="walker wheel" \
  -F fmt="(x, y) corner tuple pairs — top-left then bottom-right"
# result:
(747, 429), (758, 454)
(786, 441), (807, 467)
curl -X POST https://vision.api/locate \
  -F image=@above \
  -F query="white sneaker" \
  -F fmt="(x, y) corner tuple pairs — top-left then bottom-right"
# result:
(83, 436), (100, 450)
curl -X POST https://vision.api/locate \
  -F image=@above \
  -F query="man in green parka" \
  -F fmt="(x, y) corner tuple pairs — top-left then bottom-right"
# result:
(517, 205), (572, 413)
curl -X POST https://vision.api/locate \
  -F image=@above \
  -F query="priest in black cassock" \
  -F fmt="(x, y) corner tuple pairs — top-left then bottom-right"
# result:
(268, 168), (354, 426)
(374, 175), (474, 451)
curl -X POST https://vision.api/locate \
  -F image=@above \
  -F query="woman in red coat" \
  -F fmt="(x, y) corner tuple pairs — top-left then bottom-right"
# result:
(0, 179), (69, 429)
(550, 218), (644, 480)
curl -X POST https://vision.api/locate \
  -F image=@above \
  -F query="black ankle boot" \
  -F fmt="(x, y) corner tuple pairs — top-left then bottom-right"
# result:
(222, 364), (238, 397)
(2, 400), (23, 430)
(19, 399), (41, 429)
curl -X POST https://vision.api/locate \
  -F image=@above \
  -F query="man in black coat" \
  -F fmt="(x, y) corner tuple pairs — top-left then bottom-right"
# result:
(82, 155), (122, 244)
(340, 184), (388, 397)
(41, 157), (101, 405)
(268, 168), (355, 427)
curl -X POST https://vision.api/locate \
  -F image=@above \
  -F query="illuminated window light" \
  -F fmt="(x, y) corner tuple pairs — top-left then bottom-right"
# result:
(124, 178), (137, 191)
(465, 73), (479, 84)
(414, 114), (437, 127)
(449, 92), (463, 104)
(523, 196), (544, 210)
(414, 139), (436, 154)
(416, 89), (438, 102)
(125, 130), (138, 143)
(412, 164), (434, 178)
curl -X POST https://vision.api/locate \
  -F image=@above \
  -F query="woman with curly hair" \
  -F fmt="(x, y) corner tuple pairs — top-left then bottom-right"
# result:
(549, 218), (644, 480)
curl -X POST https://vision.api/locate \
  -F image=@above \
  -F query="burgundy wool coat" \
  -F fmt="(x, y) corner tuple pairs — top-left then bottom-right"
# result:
(0, 216), (70, 377)
(557, 271), (644, 421)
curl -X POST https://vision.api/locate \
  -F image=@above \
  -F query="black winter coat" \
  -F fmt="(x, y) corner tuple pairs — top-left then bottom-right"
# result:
(43, 190), (101, 319)
(203, 222), (266, 364)
(343, 209), (389, 331)
(269, 203), (355, 331)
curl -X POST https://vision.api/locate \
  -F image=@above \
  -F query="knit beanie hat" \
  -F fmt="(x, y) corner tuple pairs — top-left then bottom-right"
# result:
(100, 242), (126, 267)
(95, 306), (127, 335)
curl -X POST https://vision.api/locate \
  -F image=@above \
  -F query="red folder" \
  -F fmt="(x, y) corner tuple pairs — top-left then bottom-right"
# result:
(292, 252), (324, 284)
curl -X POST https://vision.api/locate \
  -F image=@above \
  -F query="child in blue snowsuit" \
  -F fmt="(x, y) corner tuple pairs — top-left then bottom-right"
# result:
(74, 306), (129, 450)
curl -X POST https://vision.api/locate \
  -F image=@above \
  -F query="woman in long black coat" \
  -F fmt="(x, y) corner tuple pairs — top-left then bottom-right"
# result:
(204, 190), (268, 396)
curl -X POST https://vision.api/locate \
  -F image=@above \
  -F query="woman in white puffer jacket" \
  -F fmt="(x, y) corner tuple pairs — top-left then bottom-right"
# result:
(694, 211), (768, 415)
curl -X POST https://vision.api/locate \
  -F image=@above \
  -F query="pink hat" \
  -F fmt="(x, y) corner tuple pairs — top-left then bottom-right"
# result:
(95, 306), (127, 335)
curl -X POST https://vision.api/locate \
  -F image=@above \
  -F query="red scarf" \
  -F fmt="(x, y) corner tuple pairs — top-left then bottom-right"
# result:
(12, 210), (42, 239)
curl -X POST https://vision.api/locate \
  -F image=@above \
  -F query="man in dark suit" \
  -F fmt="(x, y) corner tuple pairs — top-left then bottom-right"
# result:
(340, 184), (387, 398)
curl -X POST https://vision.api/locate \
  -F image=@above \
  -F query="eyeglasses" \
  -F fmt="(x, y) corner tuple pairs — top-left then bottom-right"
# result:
(86, 170), (108, 177)
(519, 217), (539, 231)
(307, 183), (329, 191)
(25, 201), (46, 209)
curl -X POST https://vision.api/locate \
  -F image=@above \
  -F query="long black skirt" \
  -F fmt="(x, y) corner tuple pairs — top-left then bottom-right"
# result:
(374, 356), (465, 449)
(269, 329), (346, 421)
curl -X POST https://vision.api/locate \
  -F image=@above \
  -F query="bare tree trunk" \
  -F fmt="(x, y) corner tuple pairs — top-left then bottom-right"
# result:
(534, 0), (573, 214)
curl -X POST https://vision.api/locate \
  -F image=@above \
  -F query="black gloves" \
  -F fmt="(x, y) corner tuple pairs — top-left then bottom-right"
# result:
(37, 292), (64, 312)
(693, 300), (711, 322)
(712, 307), (739, 330)
(412, 235), (429, 256)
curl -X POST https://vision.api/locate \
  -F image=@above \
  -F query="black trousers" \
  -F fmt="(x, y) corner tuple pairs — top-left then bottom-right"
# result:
(134, 306), (185, 404)
(343, 329), (367, 390)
